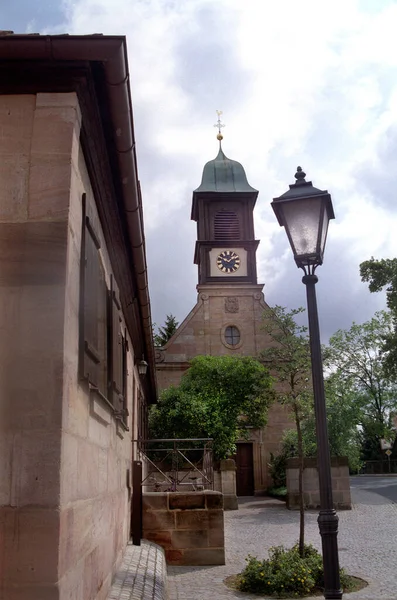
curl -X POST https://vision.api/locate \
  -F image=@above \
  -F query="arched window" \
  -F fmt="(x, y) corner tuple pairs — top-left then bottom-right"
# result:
(224, 326), (240, 346)
(214, 211), (240, 240)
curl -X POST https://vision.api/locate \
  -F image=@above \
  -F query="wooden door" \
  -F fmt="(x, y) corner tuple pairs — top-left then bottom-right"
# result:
(235, 443), (254, 496)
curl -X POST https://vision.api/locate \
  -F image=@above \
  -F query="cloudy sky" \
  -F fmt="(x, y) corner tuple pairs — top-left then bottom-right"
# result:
(3, 0), (397, 340)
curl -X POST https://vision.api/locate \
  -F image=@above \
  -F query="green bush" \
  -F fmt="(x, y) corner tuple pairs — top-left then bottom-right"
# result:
(267, 486), (287, 498)
(268, 429), (299, 488)
(239, 544), (351, 597)
(268, 452), (288, 488)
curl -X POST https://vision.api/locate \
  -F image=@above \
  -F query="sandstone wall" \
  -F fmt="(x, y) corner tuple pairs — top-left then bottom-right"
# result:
(155, 285), (295, 492)
(0, 93), (71, 600)
(142, 491), (225, 566)
(286, 456), (352, 510)
(58, 95), (138, 599)
(0, 92), (141, 600)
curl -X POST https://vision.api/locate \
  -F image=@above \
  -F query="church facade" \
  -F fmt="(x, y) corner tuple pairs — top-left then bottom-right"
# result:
(155, 138), (293, 495)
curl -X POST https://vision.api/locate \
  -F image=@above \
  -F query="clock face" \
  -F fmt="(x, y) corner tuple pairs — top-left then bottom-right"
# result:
(216, 250), (241, 274)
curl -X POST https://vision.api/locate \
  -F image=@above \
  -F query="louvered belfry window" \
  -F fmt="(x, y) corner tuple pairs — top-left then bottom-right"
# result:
(214, 210), (240, 240)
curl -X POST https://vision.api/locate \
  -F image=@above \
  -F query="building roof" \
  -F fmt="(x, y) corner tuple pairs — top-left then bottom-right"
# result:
(195, 145), (258, 194)
(0, 32), (157, 402)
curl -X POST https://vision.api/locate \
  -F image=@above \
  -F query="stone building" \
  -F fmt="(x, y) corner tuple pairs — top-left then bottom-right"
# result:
(0, 34), (156, 600)
(155, 139), (293, 495)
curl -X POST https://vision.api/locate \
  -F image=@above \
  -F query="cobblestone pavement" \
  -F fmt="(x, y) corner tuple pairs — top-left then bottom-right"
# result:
(108, 540), (166, 600)
(168, 481), (397, 599)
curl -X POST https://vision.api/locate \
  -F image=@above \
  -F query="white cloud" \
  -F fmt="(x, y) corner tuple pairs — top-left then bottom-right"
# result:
(53, 0), (397, 330)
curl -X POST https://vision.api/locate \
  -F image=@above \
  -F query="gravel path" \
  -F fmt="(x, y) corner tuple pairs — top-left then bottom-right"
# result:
(167, 482), (397, 599)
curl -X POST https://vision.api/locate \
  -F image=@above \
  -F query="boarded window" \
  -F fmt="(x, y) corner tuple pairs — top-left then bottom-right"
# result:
(214, 211), (240, 240)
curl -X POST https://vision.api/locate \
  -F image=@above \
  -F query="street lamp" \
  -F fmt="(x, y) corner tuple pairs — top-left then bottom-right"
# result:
(137, 357), (148, 377)
(271, 167), (342, 600)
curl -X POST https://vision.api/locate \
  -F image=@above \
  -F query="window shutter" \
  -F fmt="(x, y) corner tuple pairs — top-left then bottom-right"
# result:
(110, 275), (124, 412)
(80, 194), (107, 397)
(83, 216), (102, 386)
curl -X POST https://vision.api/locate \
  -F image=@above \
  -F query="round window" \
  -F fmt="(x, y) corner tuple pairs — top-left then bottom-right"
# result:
(224, 326), (240, 347)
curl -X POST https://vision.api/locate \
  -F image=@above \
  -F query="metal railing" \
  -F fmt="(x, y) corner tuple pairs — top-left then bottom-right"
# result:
(134, 438), (214, 491)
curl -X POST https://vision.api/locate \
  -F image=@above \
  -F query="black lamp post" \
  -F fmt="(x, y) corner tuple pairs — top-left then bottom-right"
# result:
(271, 167), (342, 600)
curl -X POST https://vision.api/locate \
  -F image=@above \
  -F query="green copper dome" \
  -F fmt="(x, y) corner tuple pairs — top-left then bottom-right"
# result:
(194, 146), (257, 193)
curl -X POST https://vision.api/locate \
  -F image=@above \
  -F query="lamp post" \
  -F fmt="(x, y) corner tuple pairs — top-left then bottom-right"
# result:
(271, 167), (342, 600)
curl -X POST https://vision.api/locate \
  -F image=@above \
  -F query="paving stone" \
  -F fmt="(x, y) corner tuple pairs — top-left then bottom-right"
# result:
(168, 485), (397, 599)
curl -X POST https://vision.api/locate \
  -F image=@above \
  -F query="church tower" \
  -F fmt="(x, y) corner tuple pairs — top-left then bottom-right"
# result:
(155, 120), (293, 495)
(192, 142), (260, 286)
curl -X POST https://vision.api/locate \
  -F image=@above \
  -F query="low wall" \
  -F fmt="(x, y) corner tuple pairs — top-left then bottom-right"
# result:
(286, 456), (351, 510)
(142, 491), (225, 566)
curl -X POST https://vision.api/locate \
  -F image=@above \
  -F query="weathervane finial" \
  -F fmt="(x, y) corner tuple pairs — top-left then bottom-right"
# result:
(214, 110), (225, 143)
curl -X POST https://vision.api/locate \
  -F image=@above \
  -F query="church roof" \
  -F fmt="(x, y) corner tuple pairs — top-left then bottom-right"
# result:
(194, 146), (258, 194)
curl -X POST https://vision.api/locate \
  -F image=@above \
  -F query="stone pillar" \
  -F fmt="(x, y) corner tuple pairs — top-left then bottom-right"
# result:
(219, 458), (238, 510)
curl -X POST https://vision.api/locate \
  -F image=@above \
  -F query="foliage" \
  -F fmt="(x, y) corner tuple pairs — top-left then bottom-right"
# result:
(299, 375), (363, 472)
(239, 544), (352, 597)
(268, 452), (288, 489)
(325, 311), (397, 461)
(148, 386), (208, 440)
(261, 306), (312, 404)
(153, 314), (179, 346)
(268, 429), (299, 488)
(267, 486), (287, 499)
(261, 306), (313, 556)
(360, 258), (397, 314)
(269, 377), (363, 488)
(149, 355), (274, 459)
(360, 257), (397, 380)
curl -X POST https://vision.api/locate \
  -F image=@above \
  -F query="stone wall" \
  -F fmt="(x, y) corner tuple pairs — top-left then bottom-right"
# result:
(58, 94), (139, 599)
(0, 93), (72, 600)
(142, 491), (225, 565)
(0, 92), (143, 600)
(286, 457), (352, 510)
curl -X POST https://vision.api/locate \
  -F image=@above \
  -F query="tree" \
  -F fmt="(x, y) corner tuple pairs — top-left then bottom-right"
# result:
(300, 375), (362, 471)
(261, 306), (313, 557)
(153, 314), (179, 346)
(325, 311), (397, 461)
(149, 355), (274, 459)
(360, 257), (397, 379)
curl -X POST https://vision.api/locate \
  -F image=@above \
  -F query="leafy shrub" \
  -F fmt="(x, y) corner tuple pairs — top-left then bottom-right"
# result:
(239, 544), (350, 597)
(267, 486), (287, 498)
(268, 452), (288, 489)
(268, 429), (299, 488)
